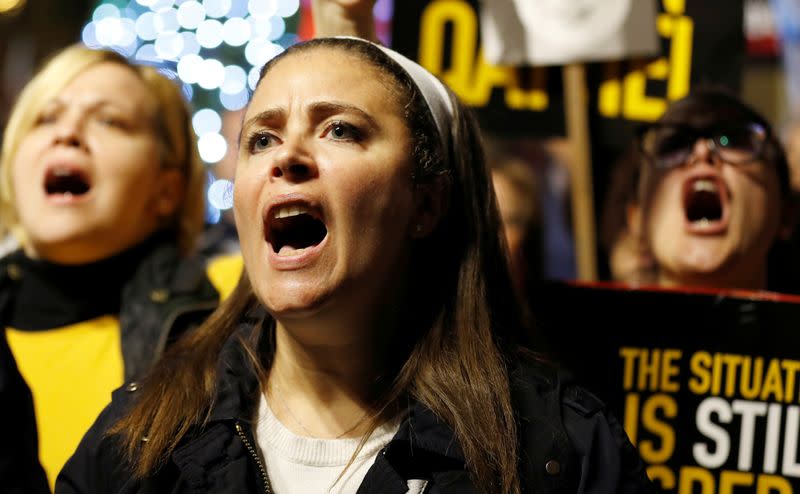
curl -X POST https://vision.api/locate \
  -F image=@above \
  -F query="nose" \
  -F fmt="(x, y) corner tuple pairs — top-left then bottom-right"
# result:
(52, 112), (86, 149)
(687, 138), (719, 167)
(270, 136), (318, 182)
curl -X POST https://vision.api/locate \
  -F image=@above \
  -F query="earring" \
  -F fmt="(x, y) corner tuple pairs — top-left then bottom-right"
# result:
(415, 224), (423, 234)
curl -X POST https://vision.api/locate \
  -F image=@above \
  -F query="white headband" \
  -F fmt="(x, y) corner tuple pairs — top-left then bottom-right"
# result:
(335, 37), (455, 164)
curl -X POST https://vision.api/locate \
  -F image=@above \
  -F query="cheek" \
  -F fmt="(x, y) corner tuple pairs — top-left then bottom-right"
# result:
(232, 175), (263, 239)
(735, 176), (781, 233)
(104, 139), (161, 185)
(648, 177), (682, 235)
(10, 138), (38, 192)
(347, 171), (411, 222)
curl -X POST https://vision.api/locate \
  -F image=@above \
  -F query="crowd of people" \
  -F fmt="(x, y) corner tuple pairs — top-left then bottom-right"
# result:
(1, 0), (797, 493)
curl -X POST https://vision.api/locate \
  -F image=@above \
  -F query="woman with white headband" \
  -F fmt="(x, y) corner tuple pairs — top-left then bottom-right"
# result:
(57, 37), (652, 493)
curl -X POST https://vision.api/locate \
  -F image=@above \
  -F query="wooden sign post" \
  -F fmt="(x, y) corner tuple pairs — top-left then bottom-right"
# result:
(563, 64), (597, 281)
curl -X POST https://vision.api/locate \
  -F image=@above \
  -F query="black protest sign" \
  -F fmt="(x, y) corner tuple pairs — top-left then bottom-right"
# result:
(391, 0), (744, 142)
(532, 282), (800, 493)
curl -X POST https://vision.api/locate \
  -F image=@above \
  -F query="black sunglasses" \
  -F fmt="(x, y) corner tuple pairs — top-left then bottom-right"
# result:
(636, 121), (769, 170)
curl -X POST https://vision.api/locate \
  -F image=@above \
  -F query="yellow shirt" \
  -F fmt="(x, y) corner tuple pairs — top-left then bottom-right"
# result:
(6, 317), (123, 489)
(5, 253), (244, 490)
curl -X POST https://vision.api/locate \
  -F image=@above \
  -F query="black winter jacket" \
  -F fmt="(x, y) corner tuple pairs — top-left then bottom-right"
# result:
(0, 238), (222, 494)
(56, 321), (654, 494)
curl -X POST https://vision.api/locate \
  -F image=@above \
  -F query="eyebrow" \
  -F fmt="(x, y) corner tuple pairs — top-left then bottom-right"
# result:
(241, 101), (380, 136)
(44, 98), (149, 124)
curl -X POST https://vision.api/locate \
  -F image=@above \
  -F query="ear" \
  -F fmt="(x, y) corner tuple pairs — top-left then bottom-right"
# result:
(410, 177), (448, 238)
(153, 168), (185, 220)
(778, 197), (798, 241)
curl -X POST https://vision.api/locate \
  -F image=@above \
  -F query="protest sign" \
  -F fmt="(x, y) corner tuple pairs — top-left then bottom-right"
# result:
(533, 282), (800, 492)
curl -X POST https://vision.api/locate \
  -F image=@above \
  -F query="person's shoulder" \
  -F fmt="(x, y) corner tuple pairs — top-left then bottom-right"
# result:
(510, 353), (655, 493)
(509, 352), (609, 417)
(55, 380), (143, 493)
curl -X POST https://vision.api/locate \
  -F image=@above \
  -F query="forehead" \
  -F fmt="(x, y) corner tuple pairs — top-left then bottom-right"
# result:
(661, 99), (757, 130)
(50, 62), (156, 115)
(247, 47), (402, 116)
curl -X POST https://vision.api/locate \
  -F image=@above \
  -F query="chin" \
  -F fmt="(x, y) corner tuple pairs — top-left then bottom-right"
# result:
(261, 287), (333, 320)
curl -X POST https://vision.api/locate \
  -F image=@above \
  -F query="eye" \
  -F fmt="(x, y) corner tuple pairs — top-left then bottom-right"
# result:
(247, 132), (277, 153)
(325, 121), (361, 142)
(34, 111), (58, 126)
(97, 115), (128, 129)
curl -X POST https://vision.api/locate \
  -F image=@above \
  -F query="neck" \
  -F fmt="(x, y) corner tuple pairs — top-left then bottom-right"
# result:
(266, 309), (397, 439)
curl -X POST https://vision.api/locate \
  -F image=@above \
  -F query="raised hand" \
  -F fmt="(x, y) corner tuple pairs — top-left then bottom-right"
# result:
(311, 0), (378, 41)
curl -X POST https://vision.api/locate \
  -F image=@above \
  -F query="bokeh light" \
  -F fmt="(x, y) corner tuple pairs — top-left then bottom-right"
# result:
(198, 132), (228, 163)
(85, 0), (304, 223)
(222, 16), (251, 46)
(204, 0), (232, 18)
(208, 179), (234, 210)
(192, 108), (223, 135)
(177, 1), (205, 29)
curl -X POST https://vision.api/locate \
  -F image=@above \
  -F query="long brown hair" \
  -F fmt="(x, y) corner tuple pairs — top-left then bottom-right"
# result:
(113, 38), (526, 493)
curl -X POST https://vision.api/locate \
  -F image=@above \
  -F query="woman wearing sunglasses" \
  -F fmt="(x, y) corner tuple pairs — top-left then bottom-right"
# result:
(636, 89), (797, 291)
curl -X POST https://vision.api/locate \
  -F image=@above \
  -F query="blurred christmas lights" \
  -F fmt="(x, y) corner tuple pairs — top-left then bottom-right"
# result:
(84, 0), (299, 223)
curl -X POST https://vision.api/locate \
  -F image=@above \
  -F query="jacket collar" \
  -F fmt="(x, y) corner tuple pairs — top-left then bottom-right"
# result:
(357, 400), (475, 493)
(207, 314), (268, 424)
(194, 315), (475, 491)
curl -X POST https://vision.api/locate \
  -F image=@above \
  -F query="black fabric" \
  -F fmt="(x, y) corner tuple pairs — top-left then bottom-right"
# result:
(4, 234), (166, 330)
(56, 322), (655, 494)
(0, 332), (49, 494)
(0, 234), (223, 493)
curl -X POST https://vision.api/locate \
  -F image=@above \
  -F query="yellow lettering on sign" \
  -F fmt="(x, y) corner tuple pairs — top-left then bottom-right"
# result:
(597, 0), (694, 122)
(719, 471), (754, 494)
(678, 466), (714, 494)
(663, 0), (686, 15)
(505, 67), (549, 111)
(598, 62), (622, 118)
(647, 465), (676, 491)
(689, 351), (712, 395)
(418, 0), (548, 111)
(662, 14), (694, 100)
(756, 474), (794, 494)
(639, 394), (677, 464)
(418, 0), (477, 97)
(623, 60), (668, 121)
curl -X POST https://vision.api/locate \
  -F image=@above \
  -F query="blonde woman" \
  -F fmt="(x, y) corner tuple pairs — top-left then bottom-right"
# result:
(0, 45), (240, 491)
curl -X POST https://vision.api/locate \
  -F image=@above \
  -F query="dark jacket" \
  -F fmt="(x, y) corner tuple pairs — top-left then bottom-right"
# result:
(0, 239), (222, 494)
(56, 321), (654, 494)
(0, 331), (49, 494)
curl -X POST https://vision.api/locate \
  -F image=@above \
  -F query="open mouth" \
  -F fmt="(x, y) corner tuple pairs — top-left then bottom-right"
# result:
(44, 167), (91, 198)
(265, 203), (327, 257)
(682, 177), (728, 231)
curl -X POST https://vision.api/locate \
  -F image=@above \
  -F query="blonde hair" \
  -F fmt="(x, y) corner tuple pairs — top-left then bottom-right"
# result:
(0, 44), (205, 255)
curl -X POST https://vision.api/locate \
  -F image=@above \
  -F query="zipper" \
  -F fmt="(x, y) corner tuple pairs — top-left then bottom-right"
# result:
(235, 421), (273, 494)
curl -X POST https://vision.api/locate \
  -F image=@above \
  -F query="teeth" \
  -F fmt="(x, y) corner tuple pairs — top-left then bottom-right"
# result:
(277, 245), (306, 257)
(273, 204), (311, 219)
(697, 218), (710, 227)
(693, 180), (717, 193)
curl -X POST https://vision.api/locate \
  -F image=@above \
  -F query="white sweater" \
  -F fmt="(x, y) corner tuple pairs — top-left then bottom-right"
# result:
(254, 394), (427, 493)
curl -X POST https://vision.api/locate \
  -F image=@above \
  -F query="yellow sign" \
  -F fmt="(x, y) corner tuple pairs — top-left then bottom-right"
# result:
(416, 0), (695, 123)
